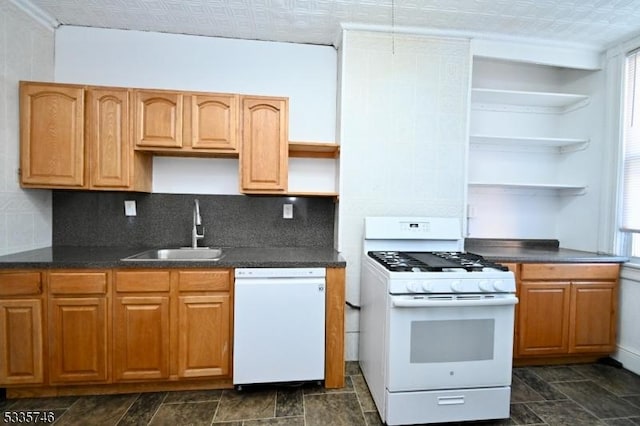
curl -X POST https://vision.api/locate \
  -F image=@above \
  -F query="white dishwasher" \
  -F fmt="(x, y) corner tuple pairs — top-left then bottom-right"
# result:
(233, 267), (326, 386)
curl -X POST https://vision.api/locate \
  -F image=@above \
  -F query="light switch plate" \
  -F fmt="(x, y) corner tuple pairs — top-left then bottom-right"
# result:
(124, 200), (137, 216)
(283, 204), (293, 219)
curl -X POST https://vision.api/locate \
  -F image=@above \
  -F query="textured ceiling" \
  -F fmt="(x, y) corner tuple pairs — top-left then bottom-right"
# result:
(22, 0), (640, 49)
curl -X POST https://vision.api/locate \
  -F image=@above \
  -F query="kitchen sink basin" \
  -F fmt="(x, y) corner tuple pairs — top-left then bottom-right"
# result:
(122, 248), (224, 261)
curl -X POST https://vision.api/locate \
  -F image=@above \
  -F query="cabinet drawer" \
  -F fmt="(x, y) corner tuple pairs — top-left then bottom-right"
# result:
(521, 263), (620, 281)
(0, 272), (42, 296)
(178, 270), (231, 292)
(115, 271), (171, 292)
(49, 272), (108, 295)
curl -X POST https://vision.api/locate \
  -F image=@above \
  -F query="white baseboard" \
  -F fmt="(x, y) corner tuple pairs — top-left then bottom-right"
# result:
(613, 346), (640, 375)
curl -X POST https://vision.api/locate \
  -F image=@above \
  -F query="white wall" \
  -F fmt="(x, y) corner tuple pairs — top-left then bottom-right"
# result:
(604, 34), (640, 375)
(54, 26), (338, 195)
(614, 266), (640, 375)
(337, 31), (470, 359)
(0, 1), (54, 256)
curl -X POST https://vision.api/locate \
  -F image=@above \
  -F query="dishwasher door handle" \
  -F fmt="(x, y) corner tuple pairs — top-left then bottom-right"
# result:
(235, 277), (326, 287)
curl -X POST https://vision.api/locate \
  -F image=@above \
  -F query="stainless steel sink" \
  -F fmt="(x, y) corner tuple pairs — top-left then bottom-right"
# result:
(122, 248), (224, 261)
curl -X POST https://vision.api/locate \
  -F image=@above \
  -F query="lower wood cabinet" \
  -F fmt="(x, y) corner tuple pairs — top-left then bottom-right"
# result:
(516, 263), (619, 360)
(113, 269), (232, 382)
(0, 272), (44, 385)
(0, 266), (346, 394)
(114, 270), (171, 381)
(48, 271), (110, 384)
(114, 295), (170, 381)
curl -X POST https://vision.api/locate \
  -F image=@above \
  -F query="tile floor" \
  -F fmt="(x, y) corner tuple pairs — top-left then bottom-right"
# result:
(1, 361), (640, 425)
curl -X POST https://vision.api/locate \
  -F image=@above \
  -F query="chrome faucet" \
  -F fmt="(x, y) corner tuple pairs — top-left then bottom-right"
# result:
(192, 199), (205, 248)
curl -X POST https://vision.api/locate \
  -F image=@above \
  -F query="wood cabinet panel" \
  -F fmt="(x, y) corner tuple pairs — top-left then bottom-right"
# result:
(240, 96), (288, 193)
(20, 82), (85, 187)
(49, 297), (108, 383)
(521, 263), (620, 280)
(114, 296), (170, 381)
(177, 294), (231, 378)
(325, 267), (345, 389)
(0, 272), (42, 296)
(190, 94), (238, 151)
(49, 271), (108, 295)
(0, 299), (43, 385)
(87, 88), (131, 188)
(177, 270), (231, 292)
(569, 282), (617, 353)
(134, 91), (183, 148)
(115, 271), (171, 292)
(517, 281), (571, 356)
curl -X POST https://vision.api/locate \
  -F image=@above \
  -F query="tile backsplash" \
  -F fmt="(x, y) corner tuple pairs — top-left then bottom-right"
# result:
(52, 191), (335, 248)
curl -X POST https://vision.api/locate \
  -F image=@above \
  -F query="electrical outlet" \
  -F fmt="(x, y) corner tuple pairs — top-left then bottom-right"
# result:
(124, 200), (137, 216)
(283, 204), (293, 219)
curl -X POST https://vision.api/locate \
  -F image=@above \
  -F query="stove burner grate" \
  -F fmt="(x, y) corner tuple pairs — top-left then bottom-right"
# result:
(368, 251), (509, 272)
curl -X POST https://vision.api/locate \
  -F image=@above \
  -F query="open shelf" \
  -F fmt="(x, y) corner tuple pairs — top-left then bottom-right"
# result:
(471, 88), (590, 113)
(469, 181), (587, 195)
(289, 141), (340, 158)
(469, 134), (589, 153)
(286, 191), (339, 201)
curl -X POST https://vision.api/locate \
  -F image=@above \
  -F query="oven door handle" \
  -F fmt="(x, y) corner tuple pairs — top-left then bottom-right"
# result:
(391, 297), (518, 308)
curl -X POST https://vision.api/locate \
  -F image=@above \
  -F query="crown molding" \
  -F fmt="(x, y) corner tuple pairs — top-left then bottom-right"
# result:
(339, 22), (603, 53)
(8, 0), (59, 31)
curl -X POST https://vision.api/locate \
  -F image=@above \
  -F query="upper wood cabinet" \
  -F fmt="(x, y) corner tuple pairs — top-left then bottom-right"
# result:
(20, 82), (85, 187)
(190, 94), (239, 152)
(20, 82), (152, 192)
(134, 91), (239, 156)
(134, 90), (183, 149)
(240, 96), (289, 193)
(20, 82), (336, 196)
(87, 88), (152, 190)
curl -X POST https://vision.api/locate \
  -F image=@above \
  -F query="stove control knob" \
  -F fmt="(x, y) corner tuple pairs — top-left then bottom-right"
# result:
(406, 281), (422, 293)
(421, 282), (434, 292)
(478, 280), (493, 292)
(451, 280), (463, 292)
(493, 280), (509, 292)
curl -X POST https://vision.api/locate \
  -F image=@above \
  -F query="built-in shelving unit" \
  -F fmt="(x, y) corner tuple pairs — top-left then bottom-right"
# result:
(467, 56), (600, 239)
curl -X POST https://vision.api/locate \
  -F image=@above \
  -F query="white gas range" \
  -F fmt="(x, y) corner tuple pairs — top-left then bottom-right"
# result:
(359, 217), (517, 425)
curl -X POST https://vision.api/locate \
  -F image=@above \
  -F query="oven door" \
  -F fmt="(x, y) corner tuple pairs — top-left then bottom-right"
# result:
(386, 294), (517, 392)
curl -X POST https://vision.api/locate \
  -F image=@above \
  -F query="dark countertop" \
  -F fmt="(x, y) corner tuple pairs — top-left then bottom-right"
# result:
(0, 246), (346, 269)
(465, 238), (629, 264)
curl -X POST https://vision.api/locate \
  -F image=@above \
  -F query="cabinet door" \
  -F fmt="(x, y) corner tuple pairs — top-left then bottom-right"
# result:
(191, 94), (239, 152)
(177, 294), (231, 378)
(114, 296), (170, 381)
(87, 88), (131, 189)
(134, 91), (183, 148)
(0, 299), (43, 385)
(517, 281), (571, 356)
(240, 96), (288, 193)
(49, 297), (108, 383)
(569, 281), (617, 353)
(20, 82), (85, 187)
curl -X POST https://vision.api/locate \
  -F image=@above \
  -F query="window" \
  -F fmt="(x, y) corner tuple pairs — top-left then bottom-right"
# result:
(621, 49), (640, 261)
